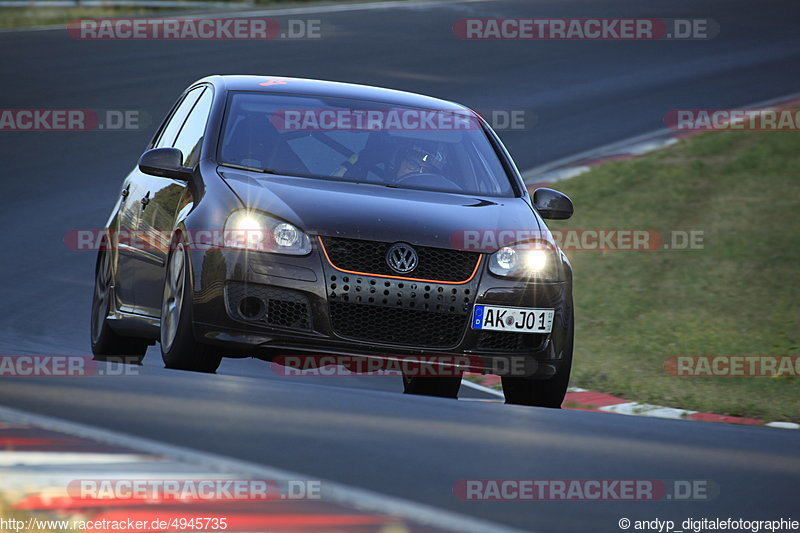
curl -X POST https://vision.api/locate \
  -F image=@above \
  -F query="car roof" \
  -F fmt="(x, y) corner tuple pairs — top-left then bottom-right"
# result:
(195, 75), (471, 112)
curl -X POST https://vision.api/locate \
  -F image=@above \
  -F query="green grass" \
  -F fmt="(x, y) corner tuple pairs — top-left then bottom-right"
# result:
(0, 6), (183, 29)
(546, 130), (800, 423)
(0, 494), (79, 533)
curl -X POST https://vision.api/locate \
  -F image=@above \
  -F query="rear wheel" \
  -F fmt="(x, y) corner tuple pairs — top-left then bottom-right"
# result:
(402, 373), (462, 399)
(90, 249), (148, 364)
(502, 308), (574, 408)
(160, 240), (222, 373)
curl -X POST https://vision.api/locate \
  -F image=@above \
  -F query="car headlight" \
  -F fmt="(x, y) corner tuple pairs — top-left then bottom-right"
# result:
(488, 241), (562, 281)
(224, 210), (311, 255)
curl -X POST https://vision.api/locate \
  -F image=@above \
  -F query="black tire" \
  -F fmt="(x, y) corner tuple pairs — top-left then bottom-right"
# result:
(502, 308), (574, 408)
(402, 373), (462, 398)
(90, 249), (148, 364)
(160, 239), (222, 373)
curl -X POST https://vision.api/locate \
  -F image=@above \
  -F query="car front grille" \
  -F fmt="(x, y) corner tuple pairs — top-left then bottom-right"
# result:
(475, 331), (546, 353)
(320, 236), (480, 283)
(326, 273), (475, 348)
(329, 302), (468, 348)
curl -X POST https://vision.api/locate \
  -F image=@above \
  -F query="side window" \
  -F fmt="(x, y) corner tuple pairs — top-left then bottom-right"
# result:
(172, 88), (213, 167)
(154, 87), (204, 149)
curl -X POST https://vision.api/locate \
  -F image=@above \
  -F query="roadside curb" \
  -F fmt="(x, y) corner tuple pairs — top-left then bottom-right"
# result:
(524, 132), (681, 188)
(462, 375), (799, 430)
(478, 91), (800, 431)
(563, 387), (799, 430)
(0, 406), (526, 533)
(522, 92), (800, 189)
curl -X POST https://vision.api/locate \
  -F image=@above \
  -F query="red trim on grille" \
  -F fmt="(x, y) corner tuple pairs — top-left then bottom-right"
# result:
(317, 236), (481, 285)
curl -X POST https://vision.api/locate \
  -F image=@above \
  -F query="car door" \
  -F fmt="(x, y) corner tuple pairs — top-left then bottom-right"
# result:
(135, 86), (214, 316)
(112, 175), (144, 314)
(123, 86), (205, 316)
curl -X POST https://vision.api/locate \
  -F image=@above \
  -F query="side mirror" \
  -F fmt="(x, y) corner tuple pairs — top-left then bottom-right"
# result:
(138, 148), (192, 181)
(533, 187), (574, 220)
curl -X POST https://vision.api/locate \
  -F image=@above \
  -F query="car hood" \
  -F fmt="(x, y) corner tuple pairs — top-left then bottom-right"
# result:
(218, 167), (544, 251)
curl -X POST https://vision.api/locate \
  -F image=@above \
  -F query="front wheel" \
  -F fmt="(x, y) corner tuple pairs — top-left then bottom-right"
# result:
(502, 308), (574, 408)
(160, 240), (221, 373)
(90, 249), (148, 364)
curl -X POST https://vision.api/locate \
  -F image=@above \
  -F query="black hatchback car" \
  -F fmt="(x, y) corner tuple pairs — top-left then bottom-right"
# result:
(91, 75), (575, 407)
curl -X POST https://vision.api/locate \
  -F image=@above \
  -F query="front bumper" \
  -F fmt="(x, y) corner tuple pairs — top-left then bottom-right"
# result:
(189, 239), (572, 378)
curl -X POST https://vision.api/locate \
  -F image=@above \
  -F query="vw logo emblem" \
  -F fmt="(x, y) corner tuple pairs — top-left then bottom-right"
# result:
(386, 243), (418, 274)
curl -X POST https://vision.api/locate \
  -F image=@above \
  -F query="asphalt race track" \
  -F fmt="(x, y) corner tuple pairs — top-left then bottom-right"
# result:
(1, 0), (799, 531)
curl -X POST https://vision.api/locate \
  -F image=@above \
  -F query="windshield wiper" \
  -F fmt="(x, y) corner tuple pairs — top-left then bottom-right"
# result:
(219, 163), (281, 175)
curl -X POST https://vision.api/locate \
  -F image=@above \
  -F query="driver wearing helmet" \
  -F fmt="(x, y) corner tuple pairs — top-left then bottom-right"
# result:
(394, 141), (448, 179)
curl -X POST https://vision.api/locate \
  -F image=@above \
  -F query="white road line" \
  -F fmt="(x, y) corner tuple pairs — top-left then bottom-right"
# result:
(0, 452), (156, 466)
(460, 378), (504, 399)
(522, 89), (800, 183)
(529, 166), (591, 184)
(598, 402), (696, 420)
(187, 0), (493, 20)
(522, 128), (676, 182)
(765, 422), (800, 430)
(0, 405), (531, 533)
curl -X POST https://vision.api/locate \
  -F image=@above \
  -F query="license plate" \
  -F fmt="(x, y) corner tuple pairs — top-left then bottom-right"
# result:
(471, 305), (554, 333)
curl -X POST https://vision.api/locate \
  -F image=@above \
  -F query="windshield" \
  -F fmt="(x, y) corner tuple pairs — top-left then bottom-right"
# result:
(218, 92), (515, 197)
